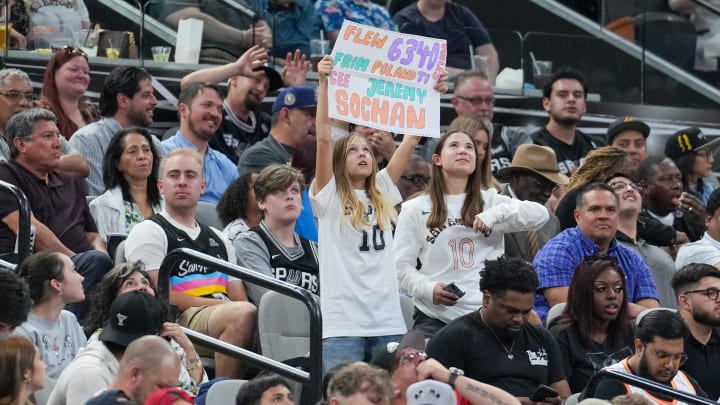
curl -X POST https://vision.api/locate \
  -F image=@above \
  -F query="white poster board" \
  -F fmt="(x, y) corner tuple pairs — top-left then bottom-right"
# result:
(328, 20), (447, 138)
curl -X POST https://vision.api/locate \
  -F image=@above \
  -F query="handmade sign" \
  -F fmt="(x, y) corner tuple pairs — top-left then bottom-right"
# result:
(328, 21), (447, 137)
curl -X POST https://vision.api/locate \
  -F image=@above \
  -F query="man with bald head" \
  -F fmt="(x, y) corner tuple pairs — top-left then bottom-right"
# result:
(450, 70), (531, 177)
(85, 335), (181, 405)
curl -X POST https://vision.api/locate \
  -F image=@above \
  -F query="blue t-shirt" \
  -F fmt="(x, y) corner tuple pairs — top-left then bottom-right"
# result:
(316, 0), (396, 33)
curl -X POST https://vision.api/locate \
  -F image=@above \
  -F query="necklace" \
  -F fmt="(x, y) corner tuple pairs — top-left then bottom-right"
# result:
(479, 308), (516, 360)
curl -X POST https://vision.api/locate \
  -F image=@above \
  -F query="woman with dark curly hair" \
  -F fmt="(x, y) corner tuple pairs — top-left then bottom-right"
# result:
(82, 261), (208, 394)
(89, 128), (162, 242)
(236, 374), (293, 405)
(549, 258), (634, 393)
(217, 172), (261, 242)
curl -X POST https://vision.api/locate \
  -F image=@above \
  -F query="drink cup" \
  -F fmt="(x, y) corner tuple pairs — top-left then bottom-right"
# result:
(533, 60), (553, 89)
(151, 46), (172, 62)
(310, 39), (330, 72)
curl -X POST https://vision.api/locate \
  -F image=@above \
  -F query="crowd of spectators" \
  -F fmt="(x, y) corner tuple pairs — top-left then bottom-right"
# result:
(2, 2), (720, 405)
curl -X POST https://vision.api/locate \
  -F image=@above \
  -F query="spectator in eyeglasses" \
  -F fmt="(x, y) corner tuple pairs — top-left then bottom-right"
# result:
(588, 310), (707, 402)
(448, 71), (532, 178)
(665, 127), (720, 205)
(606, 173), (677, 308)
(397, 154), (430, 202)
(497, 145), (568, 263)
(672, 263), (720, 400)
(533, 183), (659, 322)
(0, 68), (88, 177)
(370, 330), (520, 405)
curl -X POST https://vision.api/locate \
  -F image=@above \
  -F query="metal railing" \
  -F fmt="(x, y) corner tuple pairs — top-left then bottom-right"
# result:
(157, 248), (323, 403)
(0, 180), (31, 267)
(584, 369), (718, 405)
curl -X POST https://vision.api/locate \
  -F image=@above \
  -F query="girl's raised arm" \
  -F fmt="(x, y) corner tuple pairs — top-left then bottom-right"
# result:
(386, 70), (449, 184)
(313, 55), (335, 195)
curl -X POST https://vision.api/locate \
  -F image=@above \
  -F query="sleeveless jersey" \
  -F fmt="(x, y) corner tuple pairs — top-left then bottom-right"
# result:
(249, 224), (319, 294)
(150, 214), (230, 299)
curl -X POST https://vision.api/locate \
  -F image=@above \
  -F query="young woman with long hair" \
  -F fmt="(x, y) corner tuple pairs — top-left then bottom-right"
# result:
(549, 258), (634, 393)
(394, 130), (549, 337)
(313, 55), (447, 370)
(14, 251), (87, 380)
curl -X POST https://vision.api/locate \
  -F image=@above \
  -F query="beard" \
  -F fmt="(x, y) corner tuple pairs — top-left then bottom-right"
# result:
(244, 93), (261, 111)
(553, 115), (580, 126)
(638, 352), (675, 385)
(692, 306), (720, 326)
(127, 107), (152, 127)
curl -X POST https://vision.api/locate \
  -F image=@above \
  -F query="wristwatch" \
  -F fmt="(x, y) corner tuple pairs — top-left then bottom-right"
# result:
(447, 367), (464, 388)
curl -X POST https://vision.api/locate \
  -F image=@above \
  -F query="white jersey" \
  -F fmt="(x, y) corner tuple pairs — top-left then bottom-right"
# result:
(395, 189), (548, 323)
(310, 169), (406, 338)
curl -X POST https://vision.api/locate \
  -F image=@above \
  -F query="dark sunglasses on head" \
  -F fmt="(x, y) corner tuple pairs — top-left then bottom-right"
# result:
(62, 45), (88, 59)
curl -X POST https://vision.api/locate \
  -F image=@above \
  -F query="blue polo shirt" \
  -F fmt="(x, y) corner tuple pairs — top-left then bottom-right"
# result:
(533, 226), (658, 321)
(162, 132), (238, 204)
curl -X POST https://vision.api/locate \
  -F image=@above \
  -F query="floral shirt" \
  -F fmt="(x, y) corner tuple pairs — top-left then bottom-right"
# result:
(315, 0), (396, 33)
(123, 201), (161, 235)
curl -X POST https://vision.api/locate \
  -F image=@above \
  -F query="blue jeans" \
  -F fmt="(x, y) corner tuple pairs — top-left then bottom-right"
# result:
(323, 335), (402, 374)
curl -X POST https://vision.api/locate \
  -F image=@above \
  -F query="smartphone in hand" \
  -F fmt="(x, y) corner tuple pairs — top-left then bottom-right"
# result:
(443, 282), (466, 298)
(529, 384), (558, 403)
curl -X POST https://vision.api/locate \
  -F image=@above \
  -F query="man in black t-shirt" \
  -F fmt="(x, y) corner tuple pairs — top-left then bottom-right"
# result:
(426, 256), (570, 402)
(672, 263), (720, 400)
(531, 68), (602, 177)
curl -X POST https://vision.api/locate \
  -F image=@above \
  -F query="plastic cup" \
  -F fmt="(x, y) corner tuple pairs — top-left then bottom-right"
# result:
(472, 54), (489, 76)
(105, 47), (120, 58)
(0, 23), (12, 51)
(74, 30), (98, 57)
(310, 39), (330, 72)
(532, 60), (553, 89)
(151, 46), (171, 62)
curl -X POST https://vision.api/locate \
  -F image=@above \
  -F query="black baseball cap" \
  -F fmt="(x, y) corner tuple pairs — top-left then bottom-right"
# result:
(665, 127), (720, 159)
(99, 291), (166, 348)
(606, 116), (650, 145)
(255, 65), (283, 92)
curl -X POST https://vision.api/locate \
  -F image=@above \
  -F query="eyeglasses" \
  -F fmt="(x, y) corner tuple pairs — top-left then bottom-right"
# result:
(583, 255), (619, 265)
(399, 351), (427, 365)
(697, 149), (713, 159)
(646, 346), (688, 367)
(455, 95), (495, 106)
(0, 91), (36, 102)
(400, 174), (429, 187)
(684, 287), (720, 301)
(61, 45), (88, 59)
(608, 181), (642, 193)
(527, 175), (559, 192)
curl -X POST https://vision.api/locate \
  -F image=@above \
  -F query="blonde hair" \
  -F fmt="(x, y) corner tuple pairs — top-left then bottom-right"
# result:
(332, 133), (397, 231)
(159, 147), (204, 178)
(446, 115), (497, 190)
(564, 146), (628, 193)
(427, 131), (485, 229)
(328, 362), (392, 405)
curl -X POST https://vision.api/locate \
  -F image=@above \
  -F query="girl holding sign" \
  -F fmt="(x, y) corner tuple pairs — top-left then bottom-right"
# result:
(312, 55), (446, 371)
(394, 130), (550, 337)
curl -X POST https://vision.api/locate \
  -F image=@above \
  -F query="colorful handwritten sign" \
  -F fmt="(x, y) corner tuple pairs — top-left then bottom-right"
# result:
(328, 20), (447, 138)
